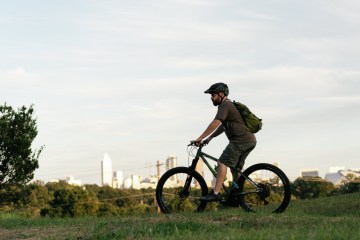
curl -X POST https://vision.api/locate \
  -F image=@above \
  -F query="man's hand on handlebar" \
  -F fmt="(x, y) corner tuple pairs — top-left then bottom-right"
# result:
(202, 137), (212, 145)
(189, 139), (202, 147)
(189, 137), (211, 147)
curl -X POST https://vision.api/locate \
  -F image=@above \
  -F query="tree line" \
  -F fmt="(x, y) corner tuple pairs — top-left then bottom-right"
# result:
(0, 178), (359, 217)
(292, 176), (360, 199)
(1, 103), (359, 217)
(0, 181), (157, 217)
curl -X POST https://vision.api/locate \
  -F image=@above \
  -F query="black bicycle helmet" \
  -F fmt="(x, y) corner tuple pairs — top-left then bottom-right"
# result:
(204, 82), (229, 96)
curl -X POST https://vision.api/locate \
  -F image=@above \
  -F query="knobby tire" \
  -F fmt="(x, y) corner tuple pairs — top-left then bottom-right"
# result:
(155, 167), (208, 214)
(237, 163), (291, 213)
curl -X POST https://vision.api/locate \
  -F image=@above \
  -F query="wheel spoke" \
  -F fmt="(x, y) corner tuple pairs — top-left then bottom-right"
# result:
(238, 164), (291, 213)
(156, 167), (208, 213)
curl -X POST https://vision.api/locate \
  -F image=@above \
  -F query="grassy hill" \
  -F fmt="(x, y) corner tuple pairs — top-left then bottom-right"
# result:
(1, 193), (360, 240)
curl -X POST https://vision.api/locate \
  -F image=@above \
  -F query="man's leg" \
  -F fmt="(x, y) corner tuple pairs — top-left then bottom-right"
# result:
(201, 143), (237, 201)
(200, 162), (227, 201)
(214, 162), (227, 194)
(231, 143), (256, 182)
(231, 168), (240, 184)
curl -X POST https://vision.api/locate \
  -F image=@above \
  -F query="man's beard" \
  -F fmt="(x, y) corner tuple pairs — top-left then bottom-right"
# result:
(212, 100), (220, 106)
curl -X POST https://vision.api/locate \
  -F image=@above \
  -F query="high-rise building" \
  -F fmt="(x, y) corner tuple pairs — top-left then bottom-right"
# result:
(123, 177), (132, 189)
(113, 171), (124, 188)
(101, 153), (113, 186)
(131, 175), (141, 189)
(166, 156), (177, 170)
(166, 156), (177, 182)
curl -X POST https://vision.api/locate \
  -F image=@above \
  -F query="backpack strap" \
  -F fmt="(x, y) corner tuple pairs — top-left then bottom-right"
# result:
(232, 101), (250, 131)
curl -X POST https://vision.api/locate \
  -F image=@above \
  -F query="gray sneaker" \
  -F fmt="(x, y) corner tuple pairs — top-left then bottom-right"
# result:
(201, 190), (222, 202)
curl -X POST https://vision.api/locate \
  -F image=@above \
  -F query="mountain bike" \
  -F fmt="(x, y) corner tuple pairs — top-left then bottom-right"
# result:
(155, 143), (291, 214)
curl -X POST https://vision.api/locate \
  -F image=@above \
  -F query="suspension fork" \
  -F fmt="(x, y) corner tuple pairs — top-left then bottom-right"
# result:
(181, 154), (201, 194)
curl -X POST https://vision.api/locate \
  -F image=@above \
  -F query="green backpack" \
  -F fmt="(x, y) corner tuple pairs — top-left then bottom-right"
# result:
(233, 101), (262, 133)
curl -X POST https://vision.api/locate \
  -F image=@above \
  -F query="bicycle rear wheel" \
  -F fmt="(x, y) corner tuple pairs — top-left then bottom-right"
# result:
(237, 163), (291, 213)
(156, 167), (208, 214)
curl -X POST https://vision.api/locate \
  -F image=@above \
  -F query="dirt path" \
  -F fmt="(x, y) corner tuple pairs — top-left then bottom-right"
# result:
(0, 226), (87, 240)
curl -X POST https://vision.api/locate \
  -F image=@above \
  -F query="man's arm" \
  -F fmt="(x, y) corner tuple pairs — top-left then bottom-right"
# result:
(203, 123), (224, 144)
(191, 119), (222, 144)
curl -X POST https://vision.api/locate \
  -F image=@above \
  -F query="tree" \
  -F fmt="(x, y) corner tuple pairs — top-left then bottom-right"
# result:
(341, 181), (360, 194)
(0, 103), (43, 186)
(291, 177), (335, 199)
(340, 174), (360, 194)
(43, 184), (99, 217)
(24, 182), (52, 217)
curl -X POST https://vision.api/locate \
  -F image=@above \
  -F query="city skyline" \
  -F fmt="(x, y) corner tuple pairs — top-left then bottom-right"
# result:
(42, 151), (359, 189)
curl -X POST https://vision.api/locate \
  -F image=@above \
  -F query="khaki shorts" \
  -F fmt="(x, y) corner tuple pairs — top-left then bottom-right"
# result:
(219, 142), (256, 170)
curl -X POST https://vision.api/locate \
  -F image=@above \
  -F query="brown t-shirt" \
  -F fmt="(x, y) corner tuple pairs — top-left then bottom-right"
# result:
(215, 100), (257, 144)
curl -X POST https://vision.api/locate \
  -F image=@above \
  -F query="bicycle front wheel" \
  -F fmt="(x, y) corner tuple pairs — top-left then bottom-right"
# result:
(156, 167), (208, 214)
(237, 163), (291, 213)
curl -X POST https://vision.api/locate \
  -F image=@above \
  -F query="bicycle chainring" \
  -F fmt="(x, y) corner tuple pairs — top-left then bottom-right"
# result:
(257, 183), (271, 204)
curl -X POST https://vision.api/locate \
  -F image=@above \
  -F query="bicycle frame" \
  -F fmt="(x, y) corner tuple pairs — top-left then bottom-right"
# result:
(188, 145), (261, 195)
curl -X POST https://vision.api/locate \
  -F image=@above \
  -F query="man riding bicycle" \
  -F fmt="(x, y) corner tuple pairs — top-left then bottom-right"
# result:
(191, 82), (257, 202)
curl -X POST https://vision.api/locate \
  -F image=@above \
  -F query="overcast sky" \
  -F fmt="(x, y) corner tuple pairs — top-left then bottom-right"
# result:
(1, 0), (360, 185)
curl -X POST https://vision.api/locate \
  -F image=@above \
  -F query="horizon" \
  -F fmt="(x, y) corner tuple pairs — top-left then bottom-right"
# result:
(34, 151), (359, 186)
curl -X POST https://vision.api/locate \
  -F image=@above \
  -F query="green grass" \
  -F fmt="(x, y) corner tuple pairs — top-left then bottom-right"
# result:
(1, 193), (360, 240)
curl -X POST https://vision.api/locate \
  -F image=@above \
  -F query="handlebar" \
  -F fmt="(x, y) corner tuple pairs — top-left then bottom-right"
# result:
(188, 142), (206, 148)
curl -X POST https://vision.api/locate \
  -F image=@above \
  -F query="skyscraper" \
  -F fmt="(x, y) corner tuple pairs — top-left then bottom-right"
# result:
(166, 156), (177, 170)
(113, 170), (124, 188)
(101, 153), (113, 186)
(166, 156), (177, 182)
